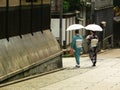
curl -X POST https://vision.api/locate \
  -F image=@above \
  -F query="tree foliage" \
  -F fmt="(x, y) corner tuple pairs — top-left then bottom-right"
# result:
(69, 0), (80, 11)
(113, 0), (120, 7)
(63, 0), (81, 13)
(63, 0), (70, 12)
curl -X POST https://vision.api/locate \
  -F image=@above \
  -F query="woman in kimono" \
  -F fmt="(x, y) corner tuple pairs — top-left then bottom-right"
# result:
(86, 31), (98, 66)
(71, 30), (83, 68)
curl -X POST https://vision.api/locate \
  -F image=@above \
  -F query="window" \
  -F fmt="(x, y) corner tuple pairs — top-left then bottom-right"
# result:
(51, 0), (61, 12)
(26, 0), (37, 2)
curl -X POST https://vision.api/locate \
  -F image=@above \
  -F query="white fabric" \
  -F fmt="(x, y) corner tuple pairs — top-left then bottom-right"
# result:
(86, 35), (90, 39)
(76, 39), (82, 48)
(91, 39), (98, 47)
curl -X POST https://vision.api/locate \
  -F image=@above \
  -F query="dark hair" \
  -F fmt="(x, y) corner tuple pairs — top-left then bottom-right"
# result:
(75, 30), (79, 34)
(92, 31), (95, 34)
(90, 31), (96, 34)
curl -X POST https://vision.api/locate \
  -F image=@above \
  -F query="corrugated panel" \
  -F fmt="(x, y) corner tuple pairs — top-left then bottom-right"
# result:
(20, 6), (31, 34)
(8, 7), (20, 37)
(0, 8), (6, 39)
(95, 8), (113, 37)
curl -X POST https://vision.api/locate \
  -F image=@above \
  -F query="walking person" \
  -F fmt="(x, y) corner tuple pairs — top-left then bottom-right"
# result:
(71, 30), (83, 68)
(86, 31), (98, 66)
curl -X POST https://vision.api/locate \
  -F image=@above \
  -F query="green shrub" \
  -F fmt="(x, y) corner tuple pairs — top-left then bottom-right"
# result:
(63, 0), (70, 13)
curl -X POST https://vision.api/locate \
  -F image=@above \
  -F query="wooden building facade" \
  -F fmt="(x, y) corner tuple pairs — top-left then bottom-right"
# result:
(0, 0), (51, 39)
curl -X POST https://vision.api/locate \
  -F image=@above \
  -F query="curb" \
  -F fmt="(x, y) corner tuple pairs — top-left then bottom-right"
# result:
(0, 68), (65, 88)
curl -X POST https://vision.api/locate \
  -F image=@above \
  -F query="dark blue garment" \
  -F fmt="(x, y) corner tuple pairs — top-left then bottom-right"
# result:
(86, 34), (98, 66)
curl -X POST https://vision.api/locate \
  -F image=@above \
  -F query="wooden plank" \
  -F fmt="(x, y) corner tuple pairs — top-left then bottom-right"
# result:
(10, 36), (30, 68)
(22, 34), (40, 64)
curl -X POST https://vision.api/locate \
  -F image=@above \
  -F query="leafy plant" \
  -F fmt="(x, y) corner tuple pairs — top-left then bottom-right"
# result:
(63, 0), (81, 13)
(63, 0), (70, 13)
(69, 0), (81, 11)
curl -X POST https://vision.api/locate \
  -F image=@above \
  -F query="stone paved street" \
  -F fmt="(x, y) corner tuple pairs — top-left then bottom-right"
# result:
(0, 49), (120, 90)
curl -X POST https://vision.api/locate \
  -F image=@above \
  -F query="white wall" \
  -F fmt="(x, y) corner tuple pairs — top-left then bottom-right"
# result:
(51, 19), (66, 45)
(51, 16), (85, 46)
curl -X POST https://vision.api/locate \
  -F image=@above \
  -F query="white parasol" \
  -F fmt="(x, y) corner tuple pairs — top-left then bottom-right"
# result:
(66, 24), (84, 31)
(84, 24), (103, 31)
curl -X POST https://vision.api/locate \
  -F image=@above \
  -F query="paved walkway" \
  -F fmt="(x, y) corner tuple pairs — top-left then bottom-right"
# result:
(0, 49), (120, 90)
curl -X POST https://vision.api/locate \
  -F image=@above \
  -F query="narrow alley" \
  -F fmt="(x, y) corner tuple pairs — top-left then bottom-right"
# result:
(0, 49), (120, 90)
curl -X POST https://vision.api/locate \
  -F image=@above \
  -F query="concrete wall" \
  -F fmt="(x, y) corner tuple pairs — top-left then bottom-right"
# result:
(0, 0), (6, 7)
(0, 0), (51, 7)
(0, 30), (62, 83)
(95, 0), (113, 9)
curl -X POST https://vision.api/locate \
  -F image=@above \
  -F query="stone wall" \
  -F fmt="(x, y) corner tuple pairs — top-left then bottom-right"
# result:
(0, 30), (62, 83)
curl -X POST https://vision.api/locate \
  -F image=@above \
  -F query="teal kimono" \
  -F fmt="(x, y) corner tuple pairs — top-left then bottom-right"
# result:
(71, 34), (83, 65)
